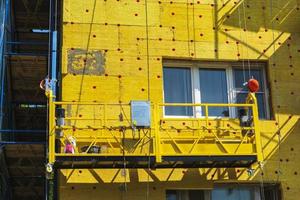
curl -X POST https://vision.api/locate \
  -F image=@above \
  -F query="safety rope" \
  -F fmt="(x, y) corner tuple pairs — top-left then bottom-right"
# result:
(241, 1), (251, 78)
(122, 127), (127, 194)
(237, 2), (246, 83)
(145, 0), (150, 101)
(144, 0), (151, 198)
(237, 1), (270, 199)
(268, 0), (282, 183)
(259, 162), (266, 200)
(74, 0), (97, 126)
(146, 129), (151, 200)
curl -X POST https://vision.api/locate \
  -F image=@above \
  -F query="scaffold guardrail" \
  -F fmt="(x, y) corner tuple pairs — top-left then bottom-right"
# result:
(46, 90), (262, 169)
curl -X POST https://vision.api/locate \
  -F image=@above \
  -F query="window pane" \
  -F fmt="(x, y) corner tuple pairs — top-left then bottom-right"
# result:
(234, 69), (264, 92)
(212, 187), (255, 200)
(163, 67), (193, 116)
(256, 93), (266, 119)
(166, 190), (178, 200)
(264, 184), (281, 200)
(189, 190), (205, 200)
(199, 69), (229, 117)
(236, 92), (266, 119)
(236, 92), (248, 104)
(234, 68), (268, 119)
(166, 190), (206, 200)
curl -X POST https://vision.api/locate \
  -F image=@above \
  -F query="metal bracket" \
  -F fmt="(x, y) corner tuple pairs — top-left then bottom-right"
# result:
(46, 163), (54, 179)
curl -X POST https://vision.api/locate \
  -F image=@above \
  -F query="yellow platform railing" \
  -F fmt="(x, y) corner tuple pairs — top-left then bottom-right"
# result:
(46, 91), (262, 168)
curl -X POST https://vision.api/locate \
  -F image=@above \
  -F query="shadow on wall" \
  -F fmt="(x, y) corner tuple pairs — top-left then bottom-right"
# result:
(59, 0), (300, 187)
(216, 0), (300, 115)
(221, 0), (300, 33)
(214, 0), (300, 191)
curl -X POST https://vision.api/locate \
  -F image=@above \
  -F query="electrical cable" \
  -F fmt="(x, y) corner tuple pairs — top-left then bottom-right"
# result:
(144, 0), (151, 199)
(276, 132), (281, 182)
(241, 0), (251, 78)
(145, 0), (150, 101)
(145, 129), (151, 200)
(120, 104), (131, 125)
(74, 0), (97, 127)
(238, 1), (269, 199)
(122, 127), (127, 194)
(237, 2), (246, 84)
(258, 0), (282, 197)
(259, 162), (266, 200)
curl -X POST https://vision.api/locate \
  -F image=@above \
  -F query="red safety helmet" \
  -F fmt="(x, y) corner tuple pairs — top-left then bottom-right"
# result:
(247, 78), (259, 92)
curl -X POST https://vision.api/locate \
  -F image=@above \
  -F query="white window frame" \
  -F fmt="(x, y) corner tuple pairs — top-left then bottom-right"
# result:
(162, 66), (195, 119)
(163, 61), (270, 119)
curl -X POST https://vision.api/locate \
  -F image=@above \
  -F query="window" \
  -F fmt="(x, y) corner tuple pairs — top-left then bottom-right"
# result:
(163, 67), (193, 116)
(166, 190), (209, 200)
(163, 61), (270, 119)
(212, 186), (258, 200)
(199, 68), (229, 117)
(212, 185), (281, 200)
(166, 184), (280, 200)
(233, 68), (268, 119)
(263, 184), (282, 200)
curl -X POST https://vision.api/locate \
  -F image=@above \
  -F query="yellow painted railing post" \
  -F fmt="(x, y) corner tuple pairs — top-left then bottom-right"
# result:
(250, 93), (263, 162)
(47, 90), (56, 164)
(154, 104), (162, 163)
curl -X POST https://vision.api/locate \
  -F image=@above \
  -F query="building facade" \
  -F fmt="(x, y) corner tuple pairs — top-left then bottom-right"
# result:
(48, 0), (300, 199)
